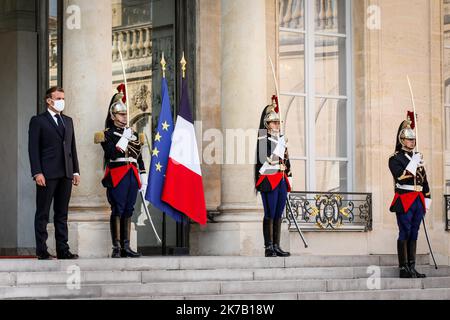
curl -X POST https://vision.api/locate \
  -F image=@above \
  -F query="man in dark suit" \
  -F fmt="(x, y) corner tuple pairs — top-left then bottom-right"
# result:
(28, 86), (80, 260)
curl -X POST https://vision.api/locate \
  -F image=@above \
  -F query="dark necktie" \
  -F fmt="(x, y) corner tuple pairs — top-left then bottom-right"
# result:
(55, 114), (65, 136)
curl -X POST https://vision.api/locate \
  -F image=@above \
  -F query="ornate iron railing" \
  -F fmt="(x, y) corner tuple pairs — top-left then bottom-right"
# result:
(286, 191), (372, 232)
(445, 195), (450, 231)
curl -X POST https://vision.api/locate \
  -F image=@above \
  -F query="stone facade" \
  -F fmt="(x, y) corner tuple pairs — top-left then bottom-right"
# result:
(192, 0), (450, 264)
(1, 0), (449, 264)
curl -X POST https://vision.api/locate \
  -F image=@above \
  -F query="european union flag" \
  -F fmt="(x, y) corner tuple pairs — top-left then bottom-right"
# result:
(145, 77), (185, 223)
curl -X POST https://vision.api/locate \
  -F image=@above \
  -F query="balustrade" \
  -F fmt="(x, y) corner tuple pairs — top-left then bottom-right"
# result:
(112, 24), (152, 61)
(279, 0), (339, 31)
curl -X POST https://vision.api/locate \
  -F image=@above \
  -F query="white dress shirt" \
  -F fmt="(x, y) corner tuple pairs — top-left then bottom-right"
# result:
(47, 108), (63, 126)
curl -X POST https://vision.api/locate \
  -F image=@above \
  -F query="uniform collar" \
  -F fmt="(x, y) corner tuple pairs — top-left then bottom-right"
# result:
(401, 147), (414, 156)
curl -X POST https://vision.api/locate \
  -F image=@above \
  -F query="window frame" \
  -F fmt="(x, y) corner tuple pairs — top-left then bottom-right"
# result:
(37, 0), (63, 114)
(278, 0), (354, 192)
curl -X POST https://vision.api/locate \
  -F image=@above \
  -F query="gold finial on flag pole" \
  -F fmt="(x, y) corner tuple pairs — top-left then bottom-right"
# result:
(180, 52), (187, 79)
(161, 52), (167, 78)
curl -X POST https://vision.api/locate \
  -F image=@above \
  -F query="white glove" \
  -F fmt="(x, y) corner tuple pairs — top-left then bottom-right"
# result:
(122, 127), (136, 141)
(414, 152), (425, 167)
(115, 137), (129, 153)
(425, 198), (432, 211)
(406, 152), (422, 175)
(139, 173), (148, 193)
(273, 136), (287, 159)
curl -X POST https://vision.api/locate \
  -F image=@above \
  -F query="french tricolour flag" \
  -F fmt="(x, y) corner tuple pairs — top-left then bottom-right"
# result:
(161, 78), (207, 225)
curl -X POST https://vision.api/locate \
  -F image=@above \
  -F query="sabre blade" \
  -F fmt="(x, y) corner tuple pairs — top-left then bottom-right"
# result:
(407, 75), (419, 152)
(269, 56), (284, 135)
(118, 47), (130, 127)
(139, 191), (162, 244)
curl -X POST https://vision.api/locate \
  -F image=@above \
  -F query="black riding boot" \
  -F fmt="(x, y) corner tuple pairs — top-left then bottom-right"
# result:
(398, 240), (414, 278)
(120, 217), (141, 258)
(273, 219), (290, 257)
(110, 216), (121, 258)
(408, 240), (426, 278)
(263, 219), (276, 257)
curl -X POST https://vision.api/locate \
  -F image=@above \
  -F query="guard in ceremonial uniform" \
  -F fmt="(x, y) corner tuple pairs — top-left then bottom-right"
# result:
(388, 114), (431, 278)
(99, 87), (147, 258)
(255, 96), (292, 257)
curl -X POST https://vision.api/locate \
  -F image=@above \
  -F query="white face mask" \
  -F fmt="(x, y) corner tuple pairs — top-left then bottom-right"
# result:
(53, 100), (65, 112)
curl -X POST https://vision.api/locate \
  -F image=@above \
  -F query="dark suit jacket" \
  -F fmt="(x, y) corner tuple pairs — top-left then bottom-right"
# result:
(28, 110), (80, 179)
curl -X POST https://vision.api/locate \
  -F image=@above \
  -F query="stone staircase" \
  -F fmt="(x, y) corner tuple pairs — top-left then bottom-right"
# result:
(0, 255), (450, 300)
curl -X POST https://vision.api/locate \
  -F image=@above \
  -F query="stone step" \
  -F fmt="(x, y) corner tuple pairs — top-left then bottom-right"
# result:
(0, 271), (142, 287)
(141, 265), (450, 283)
(0, 255), (431, 273)
(172, 288), (450, 300)
(1, 266), (448, 287)
(2, 277), (450, 300)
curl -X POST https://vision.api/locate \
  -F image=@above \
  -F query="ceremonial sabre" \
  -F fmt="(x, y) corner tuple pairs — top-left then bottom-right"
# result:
(269, 56), (308, 247)
(118, 47), (130, 127)
(407, 76), (419, 151)
(139, 191), (162, 244)
(118, 45), (162, 244)
(286, 198), (309, 248)
(407, 75), (438, 269)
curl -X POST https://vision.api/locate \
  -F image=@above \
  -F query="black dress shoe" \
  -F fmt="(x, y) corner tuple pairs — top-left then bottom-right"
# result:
(273, 244), (291, 257)
(399, 265), (414, 278)
(57, 251), (79, 260)
(36, 252), (55, 260)
(264, 245), (277, 257)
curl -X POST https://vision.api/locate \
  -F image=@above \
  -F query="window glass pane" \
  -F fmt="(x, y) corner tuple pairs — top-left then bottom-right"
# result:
(280, 31), (305, 94)
(446, 107), (450, 151)
(445, 0), (450, 49)
(445, 81), (450, 106)
(279, 0), (351, 192)
(445, 165), (450, 194)
(290, 160), (306, 191)
(279, 0), (305, 31)
(444, 0), (450, 193)
(49, 0), (58, 87)
(315, 0), (346, 34)
(281, 95), (305, 157)
(316, 160), (347, 192)
(315, 98), (347, 158)
(315, 35), (346, 96)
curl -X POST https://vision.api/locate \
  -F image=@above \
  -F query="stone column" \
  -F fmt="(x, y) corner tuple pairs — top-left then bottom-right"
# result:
(190, 0), (284, 256)
(46, 0), (135, 257)
(0, 0), (37, 255)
